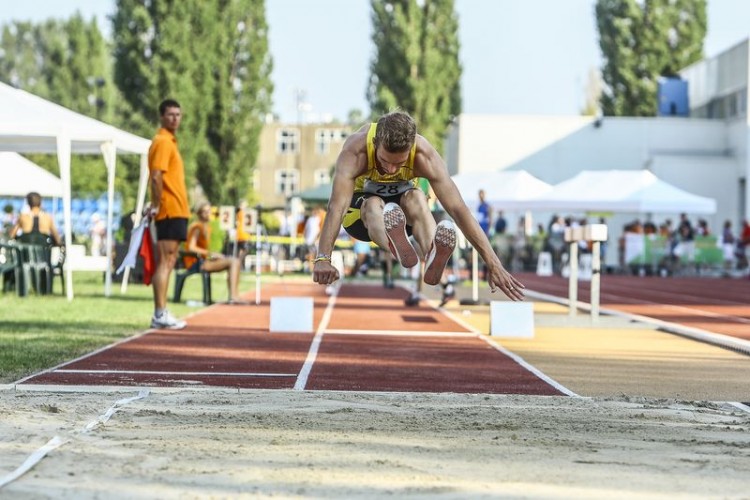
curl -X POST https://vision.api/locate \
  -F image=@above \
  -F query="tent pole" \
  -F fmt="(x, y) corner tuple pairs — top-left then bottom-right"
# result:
(102, 141), (117, 297)
(568, 241), (578, 317)
(56, 135), (74, 300)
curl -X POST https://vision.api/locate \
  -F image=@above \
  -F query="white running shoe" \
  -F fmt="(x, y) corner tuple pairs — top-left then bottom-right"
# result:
(424, 220), (457, 286)
(383, 203), (419, 269)
(150, 310), (187, 330)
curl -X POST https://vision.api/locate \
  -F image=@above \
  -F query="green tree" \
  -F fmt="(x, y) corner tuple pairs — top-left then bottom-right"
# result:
(0, 15), (125, 197)
(596, 0), (706, 116)
(204, 0), (273, 204)
(368, 0), (461, 152)
(0, 21), (43, 91)
(113, 0), (272, 205)
(642, 0), (707, 77)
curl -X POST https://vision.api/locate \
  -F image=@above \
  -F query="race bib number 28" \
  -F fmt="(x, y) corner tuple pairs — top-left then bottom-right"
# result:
(363, 179), (414, 196)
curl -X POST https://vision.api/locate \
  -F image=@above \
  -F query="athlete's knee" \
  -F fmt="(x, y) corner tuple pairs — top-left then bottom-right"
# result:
(361, 197), (385, 220)
(402, 188), (427, 204)
(362, 196), (385, 212)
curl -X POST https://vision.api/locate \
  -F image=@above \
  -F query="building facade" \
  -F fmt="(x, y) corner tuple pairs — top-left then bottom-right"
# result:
(253, 122), (351, 208)
(680, 38), (748, 121)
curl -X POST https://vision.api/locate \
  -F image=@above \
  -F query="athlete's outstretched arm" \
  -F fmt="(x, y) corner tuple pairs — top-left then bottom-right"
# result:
(416, 138), (525, 300)
(313, 141), (360, 285)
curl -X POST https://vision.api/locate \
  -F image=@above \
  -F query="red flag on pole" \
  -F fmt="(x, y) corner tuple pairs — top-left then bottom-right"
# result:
(139, 226), (156, 285)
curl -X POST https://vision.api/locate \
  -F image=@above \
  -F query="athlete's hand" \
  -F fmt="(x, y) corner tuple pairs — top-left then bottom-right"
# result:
(488, 263), (525, 301)
(313, 260), (340, 285)
(143, 203), (158, 219)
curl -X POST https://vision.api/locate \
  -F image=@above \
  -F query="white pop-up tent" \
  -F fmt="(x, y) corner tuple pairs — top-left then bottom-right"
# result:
(0, 152), (63, 197)
(525, 170), (717, 214)
(449, 170), (553, 304)
(450, 170), (553, 209)
(0, 81), (152, 300)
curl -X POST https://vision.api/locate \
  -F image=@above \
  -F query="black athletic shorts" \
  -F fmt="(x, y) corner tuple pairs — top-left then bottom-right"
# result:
(155, 217), (188, 242)
(342, 191), (413, 242)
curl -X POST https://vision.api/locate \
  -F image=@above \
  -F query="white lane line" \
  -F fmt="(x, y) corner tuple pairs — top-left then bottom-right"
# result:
(584, 287), (750, 326)
(0, 390), (149, 490)
(12, 305), (217, 386)
(480, 335), (581, 398)
(324, 329), (476, 337)
(294, 288), (338, 391)
(53, 370), (296, 378)
(422, 295), (580, 398)
(524, 289), (750, 356)
(11, 329), (156, 385)
(13, 301), (297, 387)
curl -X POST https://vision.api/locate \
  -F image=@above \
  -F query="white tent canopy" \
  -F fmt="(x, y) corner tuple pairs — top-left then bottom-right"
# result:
(450, 170), (553, 209)
(0, 152), (63, 198)
(0, 81), (152, 299)
(525, 170), (717, 214)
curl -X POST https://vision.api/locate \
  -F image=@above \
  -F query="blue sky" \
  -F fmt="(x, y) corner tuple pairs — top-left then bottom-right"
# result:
(2, 1), (748, 122)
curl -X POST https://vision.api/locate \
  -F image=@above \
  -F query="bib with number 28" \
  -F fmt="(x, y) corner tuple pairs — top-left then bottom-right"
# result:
(363, 179), (415, 196)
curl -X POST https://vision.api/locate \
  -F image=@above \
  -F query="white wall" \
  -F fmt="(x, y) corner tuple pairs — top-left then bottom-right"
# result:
(444, 114), (750, 267)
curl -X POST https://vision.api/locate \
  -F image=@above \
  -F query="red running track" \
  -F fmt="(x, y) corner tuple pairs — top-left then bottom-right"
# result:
(19, 282), (566, 396)
(517, 272), (750, 342)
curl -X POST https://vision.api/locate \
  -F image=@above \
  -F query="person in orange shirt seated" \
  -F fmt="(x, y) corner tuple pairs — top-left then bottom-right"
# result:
(184, 202), (244, 304)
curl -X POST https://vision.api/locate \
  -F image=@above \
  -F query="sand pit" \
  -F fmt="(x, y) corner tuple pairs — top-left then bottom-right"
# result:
(1, 388), (748, 498)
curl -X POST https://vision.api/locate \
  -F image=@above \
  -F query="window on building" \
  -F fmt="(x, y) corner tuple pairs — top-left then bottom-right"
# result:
(738, 88), (747, 118)
(275, 169), (299, 196)
(277, 128), (300, 154)
(728, 92), (738, 118)
(315, 129), (349, 154)
(314, 168), (331, 186)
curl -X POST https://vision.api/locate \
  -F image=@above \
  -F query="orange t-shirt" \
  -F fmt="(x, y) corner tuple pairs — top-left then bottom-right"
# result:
(183, 221), (210, 269)
(148, 128), (189, 220)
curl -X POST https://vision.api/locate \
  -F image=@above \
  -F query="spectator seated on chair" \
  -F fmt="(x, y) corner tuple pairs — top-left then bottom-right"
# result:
(10, 191), (65, 294)
(173, 249), (212, 305)
(11, 191), (62, 247)
(175, 202), (243, 304)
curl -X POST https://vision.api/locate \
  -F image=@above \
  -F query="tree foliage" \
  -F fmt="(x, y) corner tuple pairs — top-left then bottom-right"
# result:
(596, 0), (706, 116)
(0, 15), (121, 196)
(368, 0), (461, 152)
(112, 0), (272, 205)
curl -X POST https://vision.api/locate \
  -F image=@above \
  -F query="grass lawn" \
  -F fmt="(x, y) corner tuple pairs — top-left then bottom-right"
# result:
(0, 271), (207, 384)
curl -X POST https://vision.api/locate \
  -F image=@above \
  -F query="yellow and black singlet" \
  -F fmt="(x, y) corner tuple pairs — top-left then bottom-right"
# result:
(353, 122), (418, 196)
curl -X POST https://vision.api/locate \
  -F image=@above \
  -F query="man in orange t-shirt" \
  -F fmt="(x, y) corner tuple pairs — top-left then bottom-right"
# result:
(147, 99), (190, 330)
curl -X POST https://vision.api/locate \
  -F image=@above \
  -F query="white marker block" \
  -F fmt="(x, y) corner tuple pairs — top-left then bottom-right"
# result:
(578, 253), (593, 281)
(270, 297), (314, 333)
(536, 252), (553, 276)
(490, 301), (534, 338)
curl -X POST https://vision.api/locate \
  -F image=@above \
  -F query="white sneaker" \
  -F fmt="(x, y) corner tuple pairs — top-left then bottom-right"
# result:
(424, 220), (457, 286)
(383, 203), (419, 268)
(151, 310), (187, 330)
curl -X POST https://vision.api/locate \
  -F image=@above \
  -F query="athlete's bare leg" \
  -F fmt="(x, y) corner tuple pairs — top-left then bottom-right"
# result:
(202, 256), (241, 301)
(360, 197), (390, 250)
(153, 239), (180, 310)
(399, 189), (436, 258)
